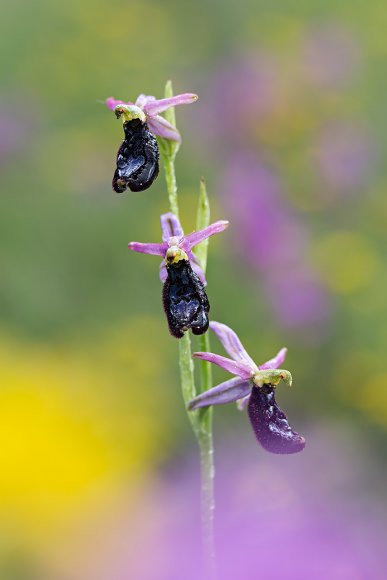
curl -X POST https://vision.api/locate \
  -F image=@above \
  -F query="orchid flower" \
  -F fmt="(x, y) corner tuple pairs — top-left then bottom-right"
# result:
(128, 213), (229, 338)
(106, 91), (198, 193)
(188, 321), (306, 454)
(106, 92), (198, 143)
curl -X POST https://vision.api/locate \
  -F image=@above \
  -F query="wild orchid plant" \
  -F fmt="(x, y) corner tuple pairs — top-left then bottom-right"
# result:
(105, 81), (305, 578)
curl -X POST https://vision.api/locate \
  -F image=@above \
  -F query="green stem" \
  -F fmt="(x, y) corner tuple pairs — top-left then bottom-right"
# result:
(198, 332), (216, 578)
(162, 142), (216, 578)
(178, 333), (196, 428)
(164, 154), (179, 218)
(199, 427), (215, 577)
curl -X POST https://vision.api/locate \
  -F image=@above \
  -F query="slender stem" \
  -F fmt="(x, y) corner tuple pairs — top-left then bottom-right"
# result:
(198, 332), (216, 578)
(164, 154), (179, 218)
(178, 333), (197, 429)
(162, 137), (216, 579)
(199, 428), (215, 577)
(199, 332), (212, 394)
(196, 180), (215, 576)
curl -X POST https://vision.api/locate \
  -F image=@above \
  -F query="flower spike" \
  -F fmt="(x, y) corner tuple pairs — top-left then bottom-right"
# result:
(188, 322), (305, 455)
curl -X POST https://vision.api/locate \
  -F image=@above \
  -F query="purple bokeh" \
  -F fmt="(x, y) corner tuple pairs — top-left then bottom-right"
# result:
(312, 122), (374, 197)
(0, 95), (39, 167)
(302, 24), (361, 89)
(0, 106), (26, 165)
(220, 153), (330, 333)
(201, 52), (280, 146)
(106, 427), (387, 580)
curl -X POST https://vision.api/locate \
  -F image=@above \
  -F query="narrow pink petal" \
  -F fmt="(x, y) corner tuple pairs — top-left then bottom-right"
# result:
(147, 116), (181, 142)
(143, 93), (198, 116)
(159, 262), (167, 283)
(184, 221), (229, 250)
(259, 347), (288, 370)
(135, 94), (155, 108)
(209, 321), (257, 370)
(128, 242), (166, 256)
(160, 212), (184, 241)
(105, 97), (127, 110)
(185, 249), (206, 283)
(187, 377), (252, 410)
(237, 394), (251, 411)
(190, 260), (206, 285)
(192, 352), (252, 379)
(187, 249), (200, 264)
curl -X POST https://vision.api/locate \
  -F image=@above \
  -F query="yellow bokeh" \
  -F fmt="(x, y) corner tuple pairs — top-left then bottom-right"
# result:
(313, 231), (379, 294)
(0, 316), (172, 544)
(355, 373), (387, 426)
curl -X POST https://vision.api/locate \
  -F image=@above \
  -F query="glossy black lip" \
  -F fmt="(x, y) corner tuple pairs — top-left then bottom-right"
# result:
(162, 259), (210, 339)
(112, 119), (159, 193)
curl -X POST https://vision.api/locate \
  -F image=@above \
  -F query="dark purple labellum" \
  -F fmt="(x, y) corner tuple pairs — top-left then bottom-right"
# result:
(112, 119), (159, 193)
(162, 259), (210, 339)
(248, 385), (305, 454)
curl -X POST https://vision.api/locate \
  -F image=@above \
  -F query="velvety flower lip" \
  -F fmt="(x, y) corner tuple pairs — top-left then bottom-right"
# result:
(128, 212), (229, 285)
(188, 321), (305, 454)
(106, 92), (198, 142)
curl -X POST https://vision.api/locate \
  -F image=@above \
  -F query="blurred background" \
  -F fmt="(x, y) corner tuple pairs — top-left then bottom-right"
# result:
(1, 0), (387, 578)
